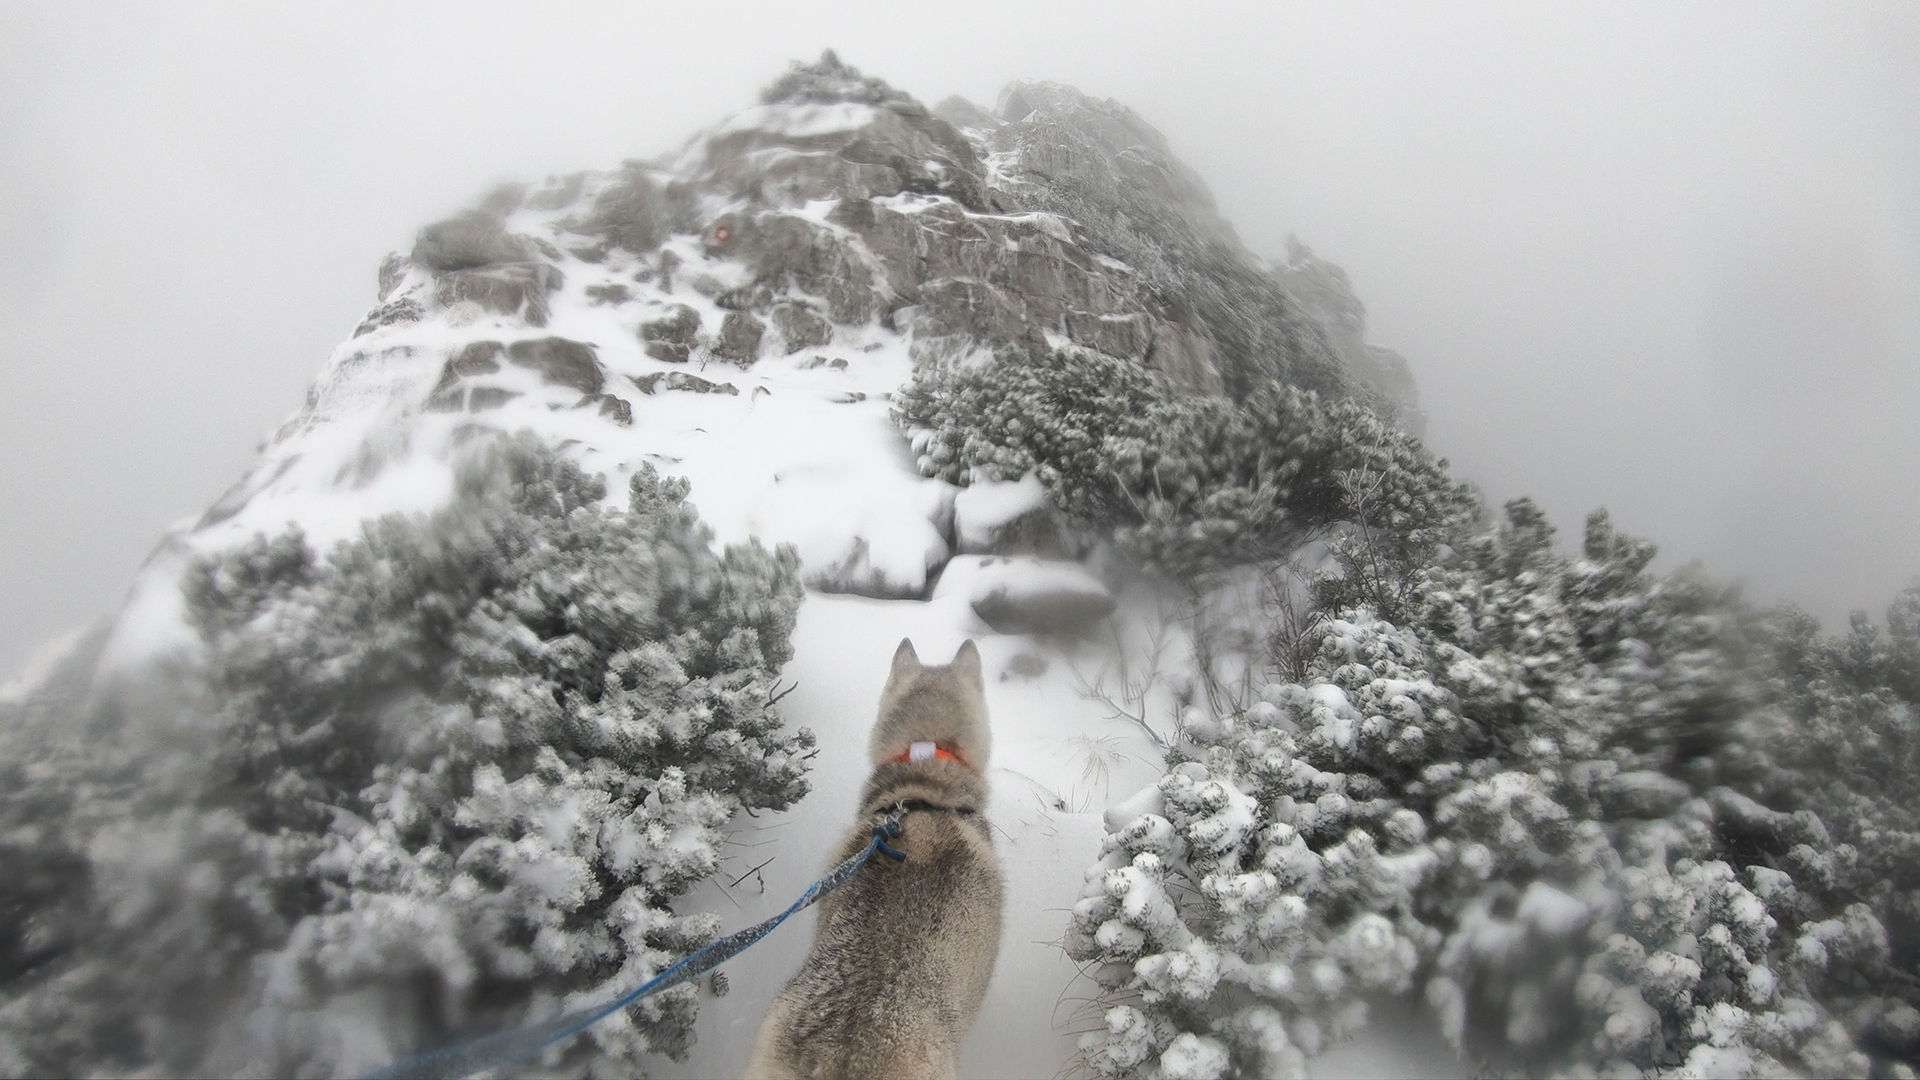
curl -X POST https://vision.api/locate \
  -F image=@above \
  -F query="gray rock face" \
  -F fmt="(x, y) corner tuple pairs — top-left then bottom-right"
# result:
(399, 53), (1421, 438)
(467, 387), (519, 411)
(435, 263), (564, 326)
(932, 94), (1001, 134)
(591, 393), (633, 425)
(506, 338), (603, 394)
(713, 311), (765, 363)
(632, 371), (738, 396)
(1274, 237), (1426, 436)
(425, 384), (519, 413)
(731, 211), (881, 325)
(976, 81), (1348, 401)
(973, 587), (1114, 636)
(688, 52), (992, 214)
(640, 305), (701, 362)
(566, 162), (669, 255)
(377, 252), (409, 300)
(770, 302), (831, 352)
(433, 341), (505, 391)
(962, 557), (1117, 635)
(425, 341), (506, 410)
(354, 298), (424, 338)
(412, 209), (538, 272)
(761, 49), (918, 109)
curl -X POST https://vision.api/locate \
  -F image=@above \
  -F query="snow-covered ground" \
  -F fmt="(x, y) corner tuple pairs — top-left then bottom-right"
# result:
(74, 102), (1471, 1074)
(648, 594), (1150, 1078)
(93, 198), (1180, 1074)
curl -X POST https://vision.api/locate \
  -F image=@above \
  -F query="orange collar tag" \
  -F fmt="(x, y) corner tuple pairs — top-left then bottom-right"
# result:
(892, 741), (971, 769)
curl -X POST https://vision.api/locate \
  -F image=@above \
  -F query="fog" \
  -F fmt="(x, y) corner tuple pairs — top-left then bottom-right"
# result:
(2, 1), (1915, 679)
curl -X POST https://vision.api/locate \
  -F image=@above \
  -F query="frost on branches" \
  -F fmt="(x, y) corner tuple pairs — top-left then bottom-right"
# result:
(896, 342), (1917, 1075)
(890, 346), (1473, 577)
(0, 434), (811, 1078)
(1069, 504), (1918, 1077)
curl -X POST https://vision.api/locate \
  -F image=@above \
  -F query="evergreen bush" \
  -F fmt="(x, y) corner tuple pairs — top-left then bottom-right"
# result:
(0, 434), (809, 1078)
(1070, 502), (1919, 1077)
(892, 348), (1474, 579)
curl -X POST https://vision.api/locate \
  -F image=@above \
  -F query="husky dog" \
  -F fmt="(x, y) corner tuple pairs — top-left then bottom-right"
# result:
(744, 639), (1003, 1080)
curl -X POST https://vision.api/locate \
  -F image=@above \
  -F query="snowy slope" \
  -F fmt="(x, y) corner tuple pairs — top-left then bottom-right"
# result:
(97, 152), (1169, 1079)
(72, 54), (1453, 1079)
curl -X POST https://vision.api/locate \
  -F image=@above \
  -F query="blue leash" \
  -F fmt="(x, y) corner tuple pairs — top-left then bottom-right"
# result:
(363, 810), (909, 1080)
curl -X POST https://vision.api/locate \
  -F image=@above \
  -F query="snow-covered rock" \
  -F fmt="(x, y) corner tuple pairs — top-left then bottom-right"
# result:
(952, 472), (1063, 555)
(934, 555), (1115, 636)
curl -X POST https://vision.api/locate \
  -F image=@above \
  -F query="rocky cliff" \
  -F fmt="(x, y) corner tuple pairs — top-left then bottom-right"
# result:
(166, 50), (1428, 621)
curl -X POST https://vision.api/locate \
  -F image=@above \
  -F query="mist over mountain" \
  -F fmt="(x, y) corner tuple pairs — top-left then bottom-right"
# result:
(3, 50), (1918, 1080)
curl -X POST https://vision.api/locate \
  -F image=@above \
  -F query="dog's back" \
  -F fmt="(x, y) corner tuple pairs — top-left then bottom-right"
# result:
(745, 640), (1003, 1080)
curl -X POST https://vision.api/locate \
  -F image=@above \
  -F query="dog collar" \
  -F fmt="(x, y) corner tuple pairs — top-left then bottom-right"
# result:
(891, 740), (973, 770)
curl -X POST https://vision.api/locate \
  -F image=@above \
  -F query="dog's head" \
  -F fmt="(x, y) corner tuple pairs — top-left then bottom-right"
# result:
(869, 639), (991, 771)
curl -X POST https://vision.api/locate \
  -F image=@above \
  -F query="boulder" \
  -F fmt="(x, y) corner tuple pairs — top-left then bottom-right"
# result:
(412, 210), (538, 271)
(591, 393), (633, 426)
(467, 387), (519, 411)
(972, 586), (1114, 637)
(640, 304), (702, 363)
(428, 385), (520, 413)
(354, 298), (424, 338)
(585, 283), (631, 306)
(770, 302), (831, 353)
(567, 162), (668, 254)
(435, 263), (564, 326)
(632, 371), (738, 396)
(715, 283), (774, 312)
(377, 252), (409, 300)
(429, 341), (506, 395)
(505, 337), (602, 394)
(713, 311), (765, 364)
(953, 474), (1066, 556)
(935, 555), (1114, 636)
(735, 211), (883, 324)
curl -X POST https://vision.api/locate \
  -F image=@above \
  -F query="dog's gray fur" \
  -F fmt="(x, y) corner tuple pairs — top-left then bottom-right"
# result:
(744, 639), (1003, 1080)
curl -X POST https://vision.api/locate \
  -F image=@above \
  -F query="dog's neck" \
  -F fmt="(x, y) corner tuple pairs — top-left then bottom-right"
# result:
(861, 758), (989, 818)
(886, 740), (976, 772)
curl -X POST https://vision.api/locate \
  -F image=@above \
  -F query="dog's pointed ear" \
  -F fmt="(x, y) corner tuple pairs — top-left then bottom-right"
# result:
(951, 639), (983, 687)
(891, 638), (921, 680)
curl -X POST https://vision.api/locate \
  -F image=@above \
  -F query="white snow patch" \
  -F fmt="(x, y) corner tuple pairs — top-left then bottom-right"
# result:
(716, 102), (879, 140)
(952, 473), (1049, 552)
(933, 554), (1110, 611)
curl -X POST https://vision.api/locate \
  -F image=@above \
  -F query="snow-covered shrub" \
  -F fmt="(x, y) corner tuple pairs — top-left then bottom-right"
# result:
(1070, 499), (1918, 1077)
(891, 347), (1473, 576)
(0, 434), (810, 1078)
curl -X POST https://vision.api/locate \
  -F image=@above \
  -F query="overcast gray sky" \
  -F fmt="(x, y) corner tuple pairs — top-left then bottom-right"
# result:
(2, 1), (1916, 678)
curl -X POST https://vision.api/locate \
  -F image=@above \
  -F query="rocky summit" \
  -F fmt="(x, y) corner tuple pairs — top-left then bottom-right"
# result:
(188, 51), (1422, 599)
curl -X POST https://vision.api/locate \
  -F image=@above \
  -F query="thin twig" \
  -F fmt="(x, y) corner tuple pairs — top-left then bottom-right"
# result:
(726, 856), (776, 888)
